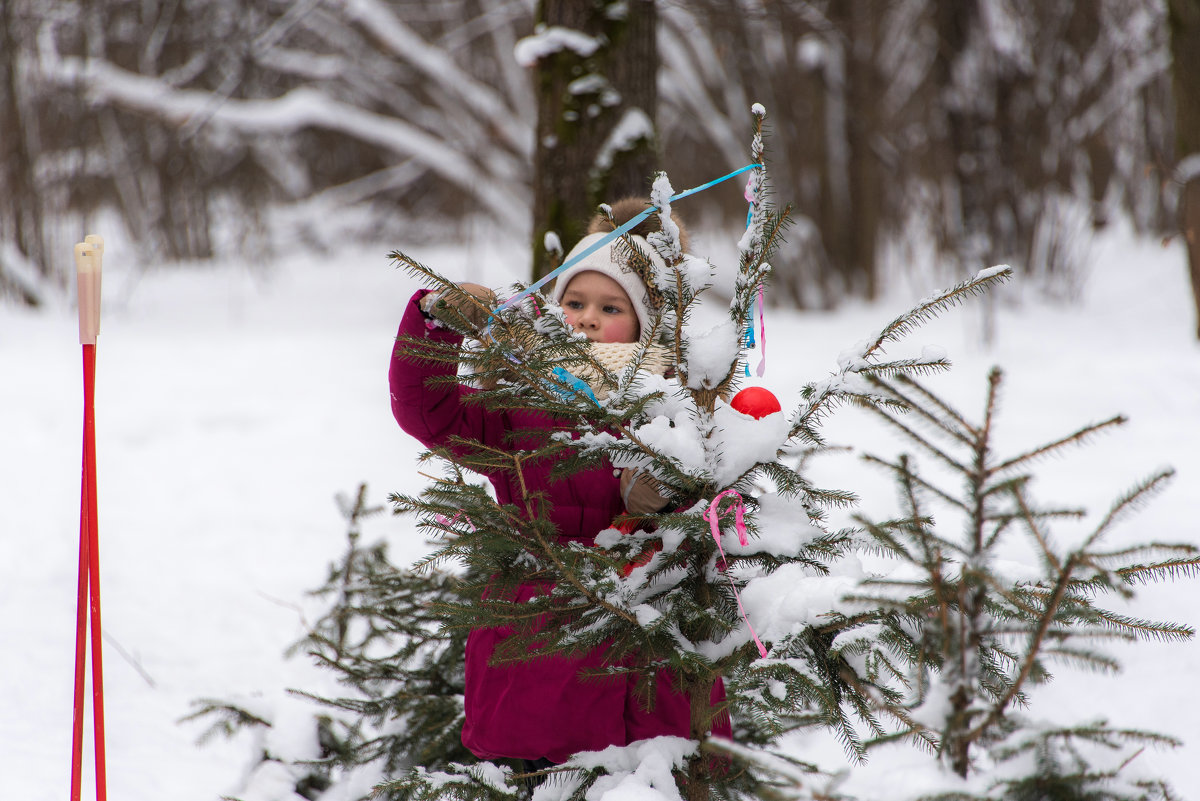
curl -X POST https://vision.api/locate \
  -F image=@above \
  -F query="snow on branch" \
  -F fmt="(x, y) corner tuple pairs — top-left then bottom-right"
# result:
(332, 0), (530, 159)
(594, 108), (655, 174)
(657, 10), (749, 168)
(47, 56), (527, 232)
(868, 265), (1012, 357)
(790, 267), (1011, 444)
(1068, 51), (1170, 143)
(0, 242), (50, 306)
(514, 25), (603, 66)
(1175, 153), (1200, 186)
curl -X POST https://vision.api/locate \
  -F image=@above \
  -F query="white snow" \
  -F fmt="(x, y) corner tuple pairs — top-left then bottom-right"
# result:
(466, 761), (515, 793)
(3, 219), (1200, 800)
(647, 175), (684, 265)
(709, 403), (790, 487)
(621, 414), (709, 477)
(594, 108), (654, 172)
(1176, 152), (1200, 184)
(796, 35), (826, 69)
(568, 74), (615, 98)
(723, 492), (822, 558)
(514, 25), (602, 67)
(682, 317), (741, 390)
(679, 254), (716, 293)
(633, 605), (663, 628)
(739, 560), (870, 643)
(410, 761), (513, 795)
(535, 737), (695, 801)
(975, 263), (1011, 281)
(237, 760), (308, 801)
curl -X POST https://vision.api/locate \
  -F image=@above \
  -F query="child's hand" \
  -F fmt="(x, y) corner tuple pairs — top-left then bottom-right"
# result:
(421, 282), (497, 329)
(620, 468), (671, 515)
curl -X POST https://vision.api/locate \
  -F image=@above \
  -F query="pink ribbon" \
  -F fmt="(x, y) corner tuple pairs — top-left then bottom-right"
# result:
(435, 512), (475, 532)
(703, 490), (768, 658)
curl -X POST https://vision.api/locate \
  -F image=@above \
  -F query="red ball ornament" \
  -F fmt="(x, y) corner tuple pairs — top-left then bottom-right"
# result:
(730, 386), (782, 419)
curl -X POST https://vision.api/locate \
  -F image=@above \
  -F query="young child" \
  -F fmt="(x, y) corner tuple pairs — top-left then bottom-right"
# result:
(388, 200), (729, 769)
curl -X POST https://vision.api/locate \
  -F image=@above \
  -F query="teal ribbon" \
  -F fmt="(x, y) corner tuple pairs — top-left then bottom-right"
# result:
(487, 163), (761, 331)
(550, 367), (598, 405)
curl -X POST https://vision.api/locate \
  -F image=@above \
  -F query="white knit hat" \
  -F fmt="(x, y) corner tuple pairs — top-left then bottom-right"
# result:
(552, 232), (666, 338)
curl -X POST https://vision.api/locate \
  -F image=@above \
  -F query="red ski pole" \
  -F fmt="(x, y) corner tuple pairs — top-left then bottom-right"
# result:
(70, 235), (107, 801)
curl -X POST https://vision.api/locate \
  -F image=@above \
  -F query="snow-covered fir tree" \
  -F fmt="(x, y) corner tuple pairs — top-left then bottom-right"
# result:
(186, 109), (1197, 801)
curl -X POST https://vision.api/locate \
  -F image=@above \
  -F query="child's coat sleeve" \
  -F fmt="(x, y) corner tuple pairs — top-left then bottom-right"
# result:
(389, 290), (506, 450)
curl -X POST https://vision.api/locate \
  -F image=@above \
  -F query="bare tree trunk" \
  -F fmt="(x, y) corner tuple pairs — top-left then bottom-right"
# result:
(808, 6), (854, 304)
(844, 2), (883, 299)
(934, 0), (986, 264)
(530, 0), (659, 282)
(684, 673), (715, 801)
(1184, 182), (1200, 339)
(0, 0), (45, 305)
(1170, 0), (1200, 339)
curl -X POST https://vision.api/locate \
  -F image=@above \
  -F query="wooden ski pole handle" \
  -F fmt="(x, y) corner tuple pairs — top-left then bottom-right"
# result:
(74, 236), (103, 345)
(85, 234), (104, 341)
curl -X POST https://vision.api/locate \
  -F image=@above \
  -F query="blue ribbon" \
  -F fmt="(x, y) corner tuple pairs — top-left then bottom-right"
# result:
(743, 172), (760, 375)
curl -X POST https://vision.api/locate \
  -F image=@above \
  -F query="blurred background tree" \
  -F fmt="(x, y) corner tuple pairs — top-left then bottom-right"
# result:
(528, 0), (659, 281)
(0, 0), (1192, 324)
(1169, 0), (1200, 337)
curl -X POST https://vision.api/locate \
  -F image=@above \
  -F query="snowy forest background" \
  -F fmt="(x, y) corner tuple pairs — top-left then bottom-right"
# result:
(3, 0), (1199, 312)
(4, 1), (1200, 800)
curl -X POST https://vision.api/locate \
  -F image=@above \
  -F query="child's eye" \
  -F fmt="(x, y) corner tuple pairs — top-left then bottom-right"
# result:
(603, 305), (625, 315)
(565, 300), (583, 310)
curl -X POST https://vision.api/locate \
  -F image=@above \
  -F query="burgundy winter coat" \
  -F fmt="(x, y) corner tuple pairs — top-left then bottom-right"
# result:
(389, 290), (729, 763)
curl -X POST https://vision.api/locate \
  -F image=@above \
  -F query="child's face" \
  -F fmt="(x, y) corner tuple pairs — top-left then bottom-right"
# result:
(560, 271), (640, 344)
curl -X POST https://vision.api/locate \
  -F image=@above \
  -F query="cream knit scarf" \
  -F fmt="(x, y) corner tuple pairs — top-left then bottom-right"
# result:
(568, 340), (674, 400)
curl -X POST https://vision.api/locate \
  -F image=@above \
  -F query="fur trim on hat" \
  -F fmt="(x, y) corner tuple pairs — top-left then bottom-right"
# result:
(552, 232), (665, 339)
(589, 197), (690, 253)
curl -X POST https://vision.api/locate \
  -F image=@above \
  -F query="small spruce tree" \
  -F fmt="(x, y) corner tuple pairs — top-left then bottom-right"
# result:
(842, 368), (1197, 800)
(183, 484), (476, 801)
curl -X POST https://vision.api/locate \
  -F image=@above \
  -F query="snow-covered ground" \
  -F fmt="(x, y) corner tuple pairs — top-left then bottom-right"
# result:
(2, 219), (1198, 800)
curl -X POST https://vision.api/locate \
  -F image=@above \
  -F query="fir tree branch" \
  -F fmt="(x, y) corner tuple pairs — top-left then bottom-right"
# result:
(1080, 469), (1175, 553)
(859, 400), (974, 479)
(179, 699), (272, 744)
(1036, 645), (1122, 674)
(893, 374), (977, 445)
(862, 453), (970, 515)
(857, 357), (953, 381)
(867, 268), (1013, 359)
(990, 415), (1127, 478)
(1090, 541), (1200, 565)
(1115, 556), (1200, 584)
(1089, 608), (1195, 642)
(1010, 483), (1064, 575)
(967, 552), (1080, 743)
(521, 506), (640, 629)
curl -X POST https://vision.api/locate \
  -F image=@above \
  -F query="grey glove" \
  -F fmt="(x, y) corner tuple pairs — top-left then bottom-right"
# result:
(421, 282), (497, 329)
(620, 468), (671, 515)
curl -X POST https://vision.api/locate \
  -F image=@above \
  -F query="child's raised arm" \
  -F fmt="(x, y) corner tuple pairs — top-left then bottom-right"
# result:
(388, 286), (506, 453)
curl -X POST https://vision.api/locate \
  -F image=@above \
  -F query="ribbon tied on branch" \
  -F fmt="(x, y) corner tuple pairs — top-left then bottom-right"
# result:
(703, 490), (768, 658)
